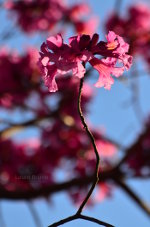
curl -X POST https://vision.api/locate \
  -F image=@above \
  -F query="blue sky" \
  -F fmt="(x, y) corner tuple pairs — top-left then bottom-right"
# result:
(0, 0), (150, 227)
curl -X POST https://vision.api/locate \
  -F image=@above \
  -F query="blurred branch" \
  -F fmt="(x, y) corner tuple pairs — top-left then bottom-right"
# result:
(0, 204), (6, 227)
(119, 66), (144, 123)
(2, 119), (149, 200)
(0, 168), (123, 200)
(0, 114), (124, 153)
(115, 179), (150, 217)
(27, 202), (43, 227)
(119, 70), (149, 81)
(130, 78), (143, 123)
(0, 112), (57, 138)
(115, 111), (150, 171)
(114, 0), (122, 13)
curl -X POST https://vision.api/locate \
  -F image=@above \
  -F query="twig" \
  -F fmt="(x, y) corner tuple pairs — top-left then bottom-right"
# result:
(48, 77), (110, 226)
(76, 77), (100, 214)
(80, 214), (114, 227)
(48, 214), (114, 227)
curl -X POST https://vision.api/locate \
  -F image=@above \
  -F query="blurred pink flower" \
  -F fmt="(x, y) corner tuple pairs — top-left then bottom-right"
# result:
(74, 16), (99, 36)
(106, 4), (150, 68)
(5, 0), (66, 33)
(5, 0), (98, 34)
(0, 48), (40, 107)
(95, 183), (112, 202)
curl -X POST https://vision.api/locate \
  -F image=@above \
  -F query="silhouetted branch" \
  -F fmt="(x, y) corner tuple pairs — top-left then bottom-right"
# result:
(115, 179), (150, 217)
(76, 77), (100, 214)
(48, 214), (114, 227)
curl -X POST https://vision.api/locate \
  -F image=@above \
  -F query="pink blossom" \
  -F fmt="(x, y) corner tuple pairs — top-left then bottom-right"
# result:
(39, 32), (132, 92)
(94, 183), (112, 202)
(106, 4), (150, 68)
(5, 1), (98, 35)
(0, 48), (40, 107)
(89, 57), (124, 89)
(96, 140), (117, 157)
(66, 3), (99, 35)
(74, 16), (99, 36)
(5, 0), (66, 33)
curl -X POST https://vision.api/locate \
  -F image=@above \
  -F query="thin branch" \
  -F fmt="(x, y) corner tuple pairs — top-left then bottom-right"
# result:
(48, 77), (113, 226)
(114, 0), (122, 13)
(115, 123), (150, 170)
(27, 202), (43, 227)
(130, 78), (143, 123)
(0, 203), (6, 227)
(115, 179), (150, 217)
(0, 113), (123, 151)
(119, 70), (149, 81)
(76, 77), (100, 214)
(48, 214), (114, 227)
(0, 112), (57, 138)
(80, 214), (115, 227)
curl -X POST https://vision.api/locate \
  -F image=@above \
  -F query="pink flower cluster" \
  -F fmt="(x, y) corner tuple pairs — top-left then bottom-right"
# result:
(0, 48), (41, 108)
(106, 4), (150, 68)
(0, 69), (116, 201)
(0, 138), (52, 191)
(0, 116), (116, 199)
(39, 32), (132, 92)
(5, 0), (98, 34)
(126, 117), (150, 177)
(5, 0), (66, 32)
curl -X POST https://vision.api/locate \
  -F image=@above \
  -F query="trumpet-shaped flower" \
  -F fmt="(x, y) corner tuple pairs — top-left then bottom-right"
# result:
(39, 31), (132, 92)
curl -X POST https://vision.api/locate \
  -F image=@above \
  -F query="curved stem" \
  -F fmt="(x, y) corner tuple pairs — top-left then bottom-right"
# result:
(76, 77), (100, 214)
(48, 77), (105, 227)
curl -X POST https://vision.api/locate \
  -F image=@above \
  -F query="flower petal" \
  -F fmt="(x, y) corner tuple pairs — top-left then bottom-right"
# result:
(47, 34), (63, 51)
(44, 65), (58, 92)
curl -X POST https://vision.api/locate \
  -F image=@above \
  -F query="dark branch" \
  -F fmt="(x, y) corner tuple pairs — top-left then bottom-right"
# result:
(115, 179), (150, 217)
(76, 77), (100, 214)
(48, 214), (115, 227)
(0, 168), (122, 200)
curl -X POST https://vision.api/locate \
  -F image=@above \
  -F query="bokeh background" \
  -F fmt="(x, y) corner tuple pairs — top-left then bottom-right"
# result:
(0, 0), (150, 226)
